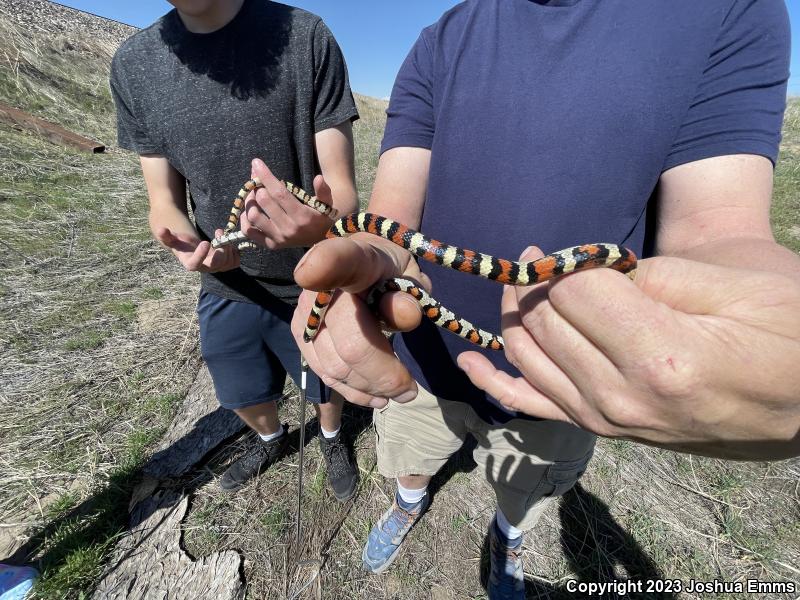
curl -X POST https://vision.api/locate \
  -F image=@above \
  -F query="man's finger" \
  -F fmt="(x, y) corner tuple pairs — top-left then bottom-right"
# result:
(294, 237), (399, 293)
(541, 259), (682, 367)
(251, 158), (281, 187)
(325, 291), (417, 400)
(375, 291), (424, 332)
(155, 227), (198, 252)
(293, 321), (386, 408)
(293, 289), (416, 403)
(239, 208), (278, 249)
(499, 283), (583, 407)
(154, 226), (176, 246)
(457, 351), (573, 422)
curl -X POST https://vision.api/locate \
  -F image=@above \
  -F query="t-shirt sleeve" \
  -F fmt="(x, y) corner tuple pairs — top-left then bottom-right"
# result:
(312, 20), (359, 132)
(663, 0), (790, 171)
(109, 53), (162, 155)
(380, 31), (435, 155)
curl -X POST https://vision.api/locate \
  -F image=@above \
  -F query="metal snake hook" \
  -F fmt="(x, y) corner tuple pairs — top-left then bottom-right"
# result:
(295, 356), (309, 554)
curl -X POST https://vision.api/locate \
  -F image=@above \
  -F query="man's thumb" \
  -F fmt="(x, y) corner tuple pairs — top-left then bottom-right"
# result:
(313, 175), (334, 205)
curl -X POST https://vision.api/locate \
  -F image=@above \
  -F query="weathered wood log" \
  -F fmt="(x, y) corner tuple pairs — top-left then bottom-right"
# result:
(0, 102), (105, 152)
(142, 365), (244, 480)
(93, 491), (243, 599)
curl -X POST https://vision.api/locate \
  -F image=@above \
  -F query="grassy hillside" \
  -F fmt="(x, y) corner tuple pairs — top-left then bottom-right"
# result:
(0, 4), (798, 599)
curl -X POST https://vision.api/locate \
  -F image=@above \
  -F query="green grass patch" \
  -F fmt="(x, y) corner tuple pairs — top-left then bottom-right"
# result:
(141, 287), (165, 300)
(449, 513), (469, 533)
(259, 506), (290, 537)
(63, 330), (108, 351)
(104, 299), (136, 323)
(31, 466), (146, 598)
(45, 492), (81, 520)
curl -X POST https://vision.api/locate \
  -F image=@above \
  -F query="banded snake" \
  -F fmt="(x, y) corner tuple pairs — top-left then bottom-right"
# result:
(212, 179), (638, 350)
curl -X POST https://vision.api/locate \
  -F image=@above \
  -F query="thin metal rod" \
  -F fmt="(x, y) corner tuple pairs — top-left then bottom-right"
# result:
(295, 357), (309, 551)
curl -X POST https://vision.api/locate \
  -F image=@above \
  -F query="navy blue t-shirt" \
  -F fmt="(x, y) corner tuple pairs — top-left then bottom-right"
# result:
(381, 0), (790, 425)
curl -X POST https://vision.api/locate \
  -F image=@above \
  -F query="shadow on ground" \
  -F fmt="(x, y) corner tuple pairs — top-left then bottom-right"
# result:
(478, 482), (676, 600)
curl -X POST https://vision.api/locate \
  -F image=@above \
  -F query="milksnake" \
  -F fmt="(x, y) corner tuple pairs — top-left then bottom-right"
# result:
(211, 178), (339, 250)
(212, 181), (637, 351)
(304, 212), (638, 351)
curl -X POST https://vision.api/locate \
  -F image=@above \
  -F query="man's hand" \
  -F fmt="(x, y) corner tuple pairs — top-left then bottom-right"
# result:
(458, 246), (800, 460)
(291, 233), (430, 408)
(154, 226), (240, 273)
(239, 159), (338, 249)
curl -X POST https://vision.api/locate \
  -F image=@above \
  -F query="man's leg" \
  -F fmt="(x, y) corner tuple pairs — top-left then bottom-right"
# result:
(471, 415), (596, 600)
(198, 291), (291, 492)
(363, 386), (467, 573)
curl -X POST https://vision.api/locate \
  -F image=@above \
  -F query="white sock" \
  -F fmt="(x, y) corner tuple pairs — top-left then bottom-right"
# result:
(320, 425), (340, 439)
(495, 507), (523, 541)
(397, 481), (428, 505)
(259, 424), (284, 442)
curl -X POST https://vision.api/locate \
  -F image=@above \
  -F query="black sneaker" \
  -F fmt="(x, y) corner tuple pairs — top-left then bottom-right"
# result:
(318, 431), (359, 502)
(219, 427), (289, 492)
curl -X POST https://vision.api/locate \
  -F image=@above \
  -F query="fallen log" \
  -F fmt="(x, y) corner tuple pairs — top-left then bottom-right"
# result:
(93, 491), (243, 600)
(142, 365), (244, 480)
(0, 102), (105, 153)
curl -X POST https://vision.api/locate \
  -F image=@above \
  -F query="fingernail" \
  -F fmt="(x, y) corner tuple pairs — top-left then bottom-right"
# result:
(294, 247), (314, 274)
(521, 246), (538, 260)
(394, 389), (418, 403)
(369, 397), (388, 409)
(398, 294), (422, 312)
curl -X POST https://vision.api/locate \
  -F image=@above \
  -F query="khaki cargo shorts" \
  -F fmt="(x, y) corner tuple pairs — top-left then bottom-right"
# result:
(374, 383), (596, 531)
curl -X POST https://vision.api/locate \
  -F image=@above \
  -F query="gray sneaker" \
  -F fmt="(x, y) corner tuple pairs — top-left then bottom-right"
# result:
(487, 517), (526, 600)
(362, 492), (429, 574)
(219, 427), (289, 492)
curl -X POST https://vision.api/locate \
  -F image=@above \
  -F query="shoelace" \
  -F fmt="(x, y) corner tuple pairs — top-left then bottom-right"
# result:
(321, 438), (350, 477)
(382, 503), (417, 535)
(491, 542), (523, 590)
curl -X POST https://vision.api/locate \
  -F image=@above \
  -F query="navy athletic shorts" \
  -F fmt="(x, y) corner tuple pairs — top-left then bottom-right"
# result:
(197, 290), (328, 409)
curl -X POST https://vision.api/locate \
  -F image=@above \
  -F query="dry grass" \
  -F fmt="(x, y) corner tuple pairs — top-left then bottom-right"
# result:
(0, 4), (798, 599)
(0, 11), (200, 596)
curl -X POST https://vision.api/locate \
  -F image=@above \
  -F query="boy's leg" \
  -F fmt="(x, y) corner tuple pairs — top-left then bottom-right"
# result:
(363, 386), (467, 573)
(313, 390), (359, 501)
(197, 291), (291, 491)
(264, 303), (359, 501)
(234, 401), (281, 435)
(471, 415), (596, 599)
(316, 391), (343, 435)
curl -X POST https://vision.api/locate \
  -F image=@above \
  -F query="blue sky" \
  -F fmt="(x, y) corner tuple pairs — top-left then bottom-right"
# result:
(55, 0), (799, 98)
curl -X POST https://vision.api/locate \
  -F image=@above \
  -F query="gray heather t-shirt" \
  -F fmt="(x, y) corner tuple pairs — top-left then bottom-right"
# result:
(110, 0), (358, 305)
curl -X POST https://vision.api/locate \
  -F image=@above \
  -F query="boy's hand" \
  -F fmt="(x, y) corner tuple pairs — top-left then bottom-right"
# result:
(155, 227), (240, 273)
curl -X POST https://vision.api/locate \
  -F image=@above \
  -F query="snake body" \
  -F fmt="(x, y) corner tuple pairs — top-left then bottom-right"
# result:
(304, 212), (638, 350)
(212, 181), (637, 350)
